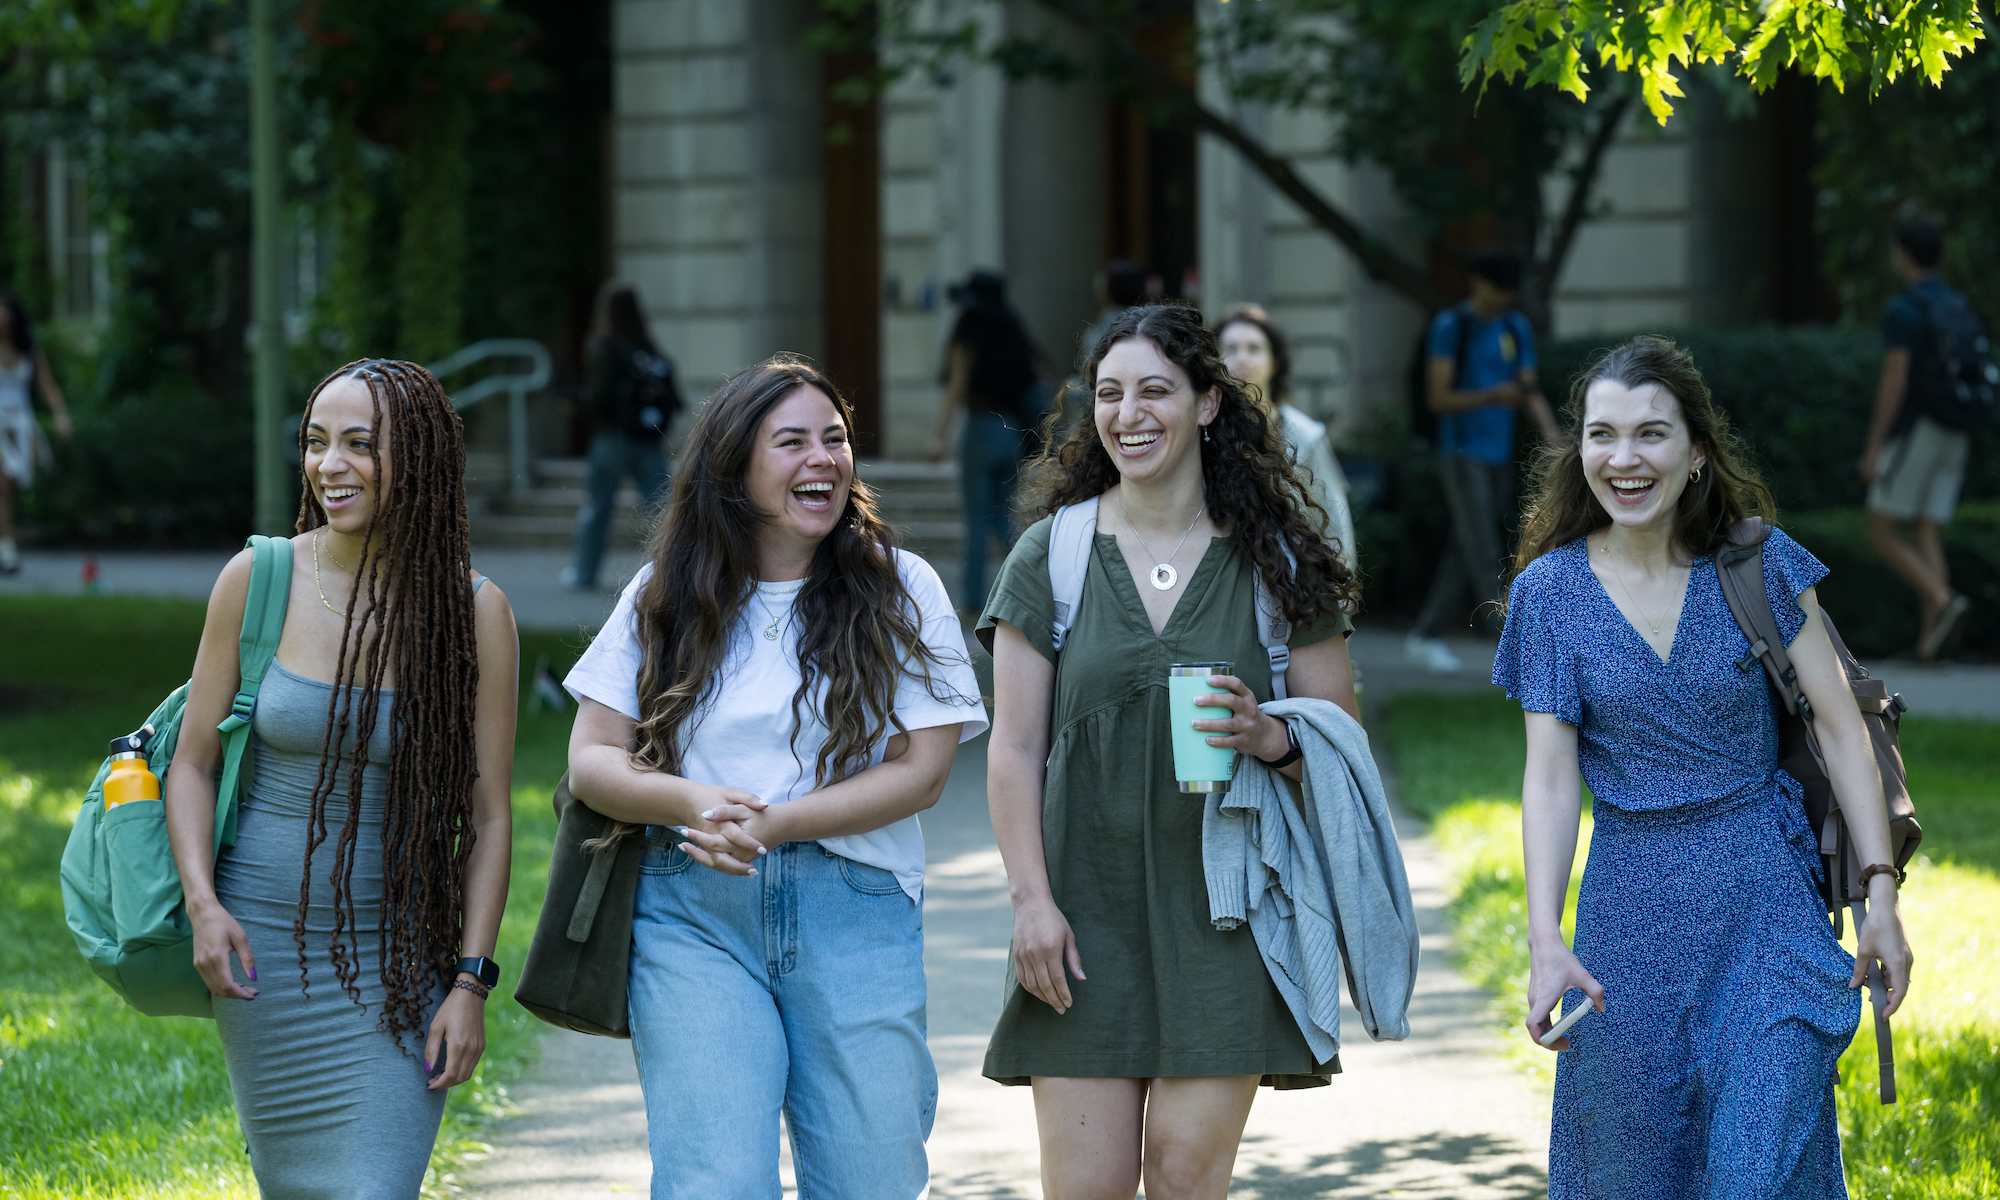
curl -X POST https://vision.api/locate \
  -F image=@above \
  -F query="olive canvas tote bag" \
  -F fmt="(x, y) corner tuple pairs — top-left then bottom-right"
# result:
(514, 773), (646, 1038)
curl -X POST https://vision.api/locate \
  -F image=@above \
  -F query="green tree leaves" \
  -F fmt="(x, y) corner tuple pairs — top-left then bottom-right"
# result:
(1463, 1), (1985, 124)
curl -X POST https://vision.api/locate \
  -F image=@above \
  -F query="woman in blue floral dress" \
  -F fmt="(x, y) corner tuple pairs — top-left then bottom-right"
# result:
(1494, 337), (1913, 1198)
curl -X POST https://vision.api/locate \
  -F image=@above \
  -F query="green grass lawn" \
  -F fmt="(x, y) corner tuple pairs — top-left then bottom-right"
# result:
(0, 595), (591, 1199)
(1388, 690), (2000, 1200)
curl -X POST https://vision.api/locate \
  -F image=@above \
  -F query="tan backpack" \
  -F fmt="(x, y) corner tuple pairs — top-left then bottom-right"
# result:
(1715, 517), (1921, 1104)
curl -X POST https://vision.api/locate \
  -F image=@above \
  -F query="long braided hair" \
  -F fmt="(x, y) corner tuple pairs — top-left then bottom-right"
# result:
(607, 355), (965, 845)
(1024, 302), (1359, 627)
(291, 358), (481, 1042)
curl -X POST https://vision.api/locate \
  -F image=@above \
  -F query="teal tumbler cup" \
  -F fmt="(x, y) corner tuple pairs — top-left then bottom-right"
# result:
(1167, 662), (1236, 794)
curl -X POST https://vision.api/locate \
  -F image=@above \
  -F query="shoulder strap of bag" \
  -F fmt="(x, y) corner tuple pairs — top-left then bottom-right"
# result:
(1715, 518), (1831, 782)
(211, 534), (293, 852)
(1048, 497), (1099, 652)
(1254, 549), (1295, 700)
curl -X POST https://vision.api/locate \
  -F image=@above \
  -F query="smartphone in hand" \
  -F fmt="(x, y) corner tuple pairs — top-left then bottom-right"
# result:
(1539, 999), (1592, 1047)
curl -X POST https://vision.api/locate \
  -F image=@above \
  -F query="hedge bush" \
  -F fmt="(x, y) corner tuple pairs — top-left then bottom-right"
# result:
(1782, 504), (1999, 661)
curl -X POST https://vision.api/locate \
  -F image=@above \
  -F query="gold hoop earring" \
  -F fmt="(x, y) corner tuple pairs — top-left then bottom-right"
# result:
(1690, 467), (1702, 483)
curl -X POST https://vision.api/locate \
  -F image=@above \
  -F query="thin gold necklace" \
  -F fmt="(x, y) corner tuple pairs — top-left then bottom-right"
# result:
(1601, 547), (1678, 637)
(314, 528), (358, 617)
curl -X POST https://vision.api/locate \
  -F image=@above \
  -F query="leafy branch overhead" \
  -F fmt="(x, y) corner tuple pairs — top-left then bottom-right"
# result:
(1462, 0), (1987, 123)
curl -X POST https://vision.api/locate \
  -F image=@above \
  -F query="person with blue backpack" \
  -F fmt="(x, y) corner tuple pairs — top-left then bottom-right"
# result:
(1407, 249), (1559, 675)
(1859, 215), (1989, 659)
(162, 360), (520, 1196)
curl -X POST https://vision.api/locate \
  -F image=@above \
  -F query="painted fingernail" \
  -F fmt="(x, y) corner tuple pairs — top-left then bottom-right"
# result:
(248, 968), (257, 980)
(701, 809), (716, 820)
(756, 846), (767, 856)
(746, 868), (759, 877)
(425, 1061), (433, 1072)
(679, 842), (695, 853)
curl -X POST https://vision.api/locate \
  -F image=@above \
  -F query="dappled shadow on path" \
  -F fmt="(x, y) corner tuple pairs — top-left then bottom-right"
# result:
(1232, 1127), (1547, 1199)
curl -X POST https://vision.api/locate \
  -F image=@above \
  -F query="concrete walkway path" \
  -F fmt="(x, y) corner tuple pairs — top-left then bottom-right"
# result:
(463, 732), (1552, 1199)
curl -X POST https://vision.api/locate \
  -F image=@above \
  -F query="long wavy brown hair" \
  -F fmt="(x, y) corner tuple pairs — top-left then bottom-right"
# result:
(1023, 302), (1359, 626)
(292, 359), (480, 1043)
(1511, 336), (1777, 582)
(617, 354), (966, 841)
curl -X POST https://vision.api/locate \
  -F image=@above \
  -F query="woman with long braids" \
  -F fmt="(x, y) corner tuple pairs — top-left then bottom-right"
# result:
(164, 359), (519, 1196)
(1497, 337), (1911, 1196)
(980, 304), (1363, 1199)
(563, 353), (985, 1198)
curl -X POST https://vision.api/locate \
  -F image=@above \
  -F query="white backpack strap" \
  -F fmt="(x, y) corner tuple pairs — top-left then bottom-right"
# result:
(1254, 541), (1296, 700)
(1047, 496), (1100, 653)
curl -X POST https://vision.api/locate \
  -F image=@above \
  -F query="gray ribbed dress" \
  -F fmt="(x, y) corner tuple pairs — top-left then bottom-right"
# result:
(211, 661), (446, 1199)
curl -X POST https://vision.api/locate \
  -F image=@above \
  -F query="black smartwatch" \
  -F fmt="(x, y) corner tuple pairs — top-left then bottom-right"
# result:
(1258, 724), (1303, 770)
(455, 956), (500, 989)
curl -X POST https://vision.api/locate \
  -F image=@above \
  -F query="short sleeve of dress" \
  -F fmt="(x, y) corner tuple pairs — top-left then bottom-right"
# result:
(1288, 592), (1353, 649)
(977, 516), (1057, 663)
(1761, 527), (1830, 647)
(1492, 556), (1582, 726)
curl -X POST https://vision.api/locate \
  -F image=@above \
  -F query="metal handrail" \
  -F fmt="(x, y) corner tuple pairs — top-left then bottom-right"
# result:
(428, 338), (553, 492)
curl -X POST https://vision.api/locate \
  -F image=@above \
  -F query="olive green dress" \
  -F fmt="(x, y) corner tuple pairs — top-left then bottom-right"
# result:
(977, 512), (1352, 1088)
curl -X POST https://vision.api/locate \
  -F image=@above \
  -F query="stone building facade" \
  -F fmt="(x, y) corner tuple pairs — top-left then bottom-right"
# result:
(612, 0), (1823, 459)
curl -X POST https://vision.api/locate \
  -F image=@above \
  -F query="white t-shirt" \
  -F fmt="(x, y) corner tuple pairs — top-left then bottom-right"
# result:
(564, 550), (988, 900)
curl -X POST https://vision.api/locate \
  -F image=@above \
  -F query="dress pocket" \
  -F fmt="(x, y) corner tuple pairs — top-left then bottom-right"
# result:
(834, 853), (906, 896)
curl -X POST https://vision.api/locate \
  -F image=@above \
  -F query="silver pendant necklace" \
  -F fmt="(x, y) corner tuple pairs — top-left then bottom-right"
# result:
(1115, 490), (1205, 591)
(752, 586), (793, 641)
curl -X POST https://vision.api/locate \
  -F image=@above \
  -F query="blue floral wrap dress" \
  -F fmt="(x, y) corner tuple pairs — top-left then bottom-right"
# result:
(1494, 530), (1861, 1199)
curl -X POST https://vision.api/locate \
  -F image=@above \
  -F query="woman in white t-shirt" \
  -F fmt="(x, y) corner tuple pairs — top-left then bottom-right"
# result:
(564, 353), (987, 1200)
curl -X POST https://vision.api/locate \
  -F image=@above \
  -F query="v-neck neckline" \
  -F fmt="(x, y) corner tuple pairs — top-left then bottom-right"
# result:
(1578, 540), (1703, 667)
(1096, 531), (1226, 639)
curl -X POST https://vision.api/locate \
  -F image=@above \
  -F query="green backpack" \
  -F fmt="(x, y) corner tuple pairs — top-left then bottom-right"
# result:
(58, 535), (293, 1018)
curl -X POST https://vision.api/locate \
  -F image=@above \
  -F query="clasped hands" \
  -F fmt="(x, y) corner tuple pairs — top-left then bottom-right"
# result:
(674, 784), (778, 876)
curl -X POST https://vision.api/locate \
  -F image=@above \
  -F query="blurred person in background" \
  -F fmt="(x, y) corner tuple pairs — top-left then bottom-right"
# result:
(1408, 249), (1558, 674)
(565, 282), (683, 592)
(929, 270), (1047, 608)
(1079, 259), (1149, 372)
(1860, 214), (1981, 659)
(0, 289), (74, 574)
(1216, 303), (1357, 571)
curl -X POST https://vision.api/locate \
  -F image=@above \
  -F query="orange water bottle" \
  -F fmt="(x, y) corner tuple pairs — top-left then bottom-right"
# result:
(103, 726), (161, 808)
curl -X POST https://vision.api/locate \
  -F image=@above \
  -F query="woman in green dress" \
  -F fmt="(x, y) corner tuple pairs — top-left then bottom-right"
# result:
(979, 303), (1362, 1200)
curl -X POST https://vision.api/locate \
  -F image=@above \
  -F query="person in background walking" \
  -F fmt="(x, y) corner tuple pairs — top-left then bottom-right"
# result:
(1499, 336), (1910, 1197)
(1078, 259), (1149, 369)
(566, 354), (986, 1199)
(0, 290), (74, 575)
(1216, 303), (1357, 571)
(1859, 215), (1978, 659)
(566, 281), (683, 591)
(169, 359), (519, 1197)
(929, 270), (1046, 608)
(1407, 249), (1559, 675)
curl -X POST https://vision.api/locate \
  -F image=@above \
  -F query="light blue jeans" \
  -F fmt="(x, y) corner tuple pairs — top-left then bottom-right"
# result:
(628, 837), (936, 1200)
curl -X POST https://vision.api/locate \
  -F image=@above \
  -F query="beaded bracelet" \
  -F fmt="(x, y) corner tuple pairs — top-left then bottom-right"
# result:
(452, 978), (492, 1000)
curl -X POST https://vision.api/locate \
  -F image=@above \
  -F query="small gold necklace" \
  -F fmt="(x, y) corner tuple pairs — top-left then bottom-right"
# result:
(1601, 547), (1678, 637)
(314, 528), (359, 617)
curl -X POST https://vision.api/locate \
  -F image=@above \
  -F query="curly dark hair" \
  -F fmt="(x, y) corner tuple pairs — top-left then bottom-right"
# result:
(291, 359), (480, 1045)
(1022, 302), (1358, 626)
(607, 354), (968, 846)
(1512, 335), (1776, 581)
